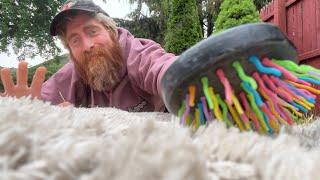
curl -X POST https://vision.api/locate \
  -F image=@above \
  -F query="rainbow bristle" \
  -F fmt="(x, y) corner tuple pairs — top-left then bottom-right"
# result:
(178, 56), (320, 134)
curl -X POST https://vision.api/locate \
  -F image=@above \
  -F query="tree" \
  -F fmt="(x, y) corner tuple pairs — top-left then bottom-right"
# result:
(214, 0), (261, 33)
(0, 0), (273, 59)
(0, 0), (66, 58)
(127, 0), (171, 45)
(114, 17), (162, 43)
(128, 0), (221, 39)
(254, 0), (272, 10)
(128, 0), (272, 39)
(164, 0), (202, 54)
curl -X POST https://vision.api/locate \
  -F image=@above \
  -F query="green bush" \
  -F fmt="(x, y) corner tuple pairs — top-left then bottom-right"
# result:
(164, 0), (202, 54)
(214, 0), (261, 33)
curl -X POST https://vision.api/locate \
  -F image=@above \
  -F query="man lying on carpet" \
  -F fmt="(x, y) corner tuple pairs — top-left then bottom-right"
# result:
(0, 0), (177, 112)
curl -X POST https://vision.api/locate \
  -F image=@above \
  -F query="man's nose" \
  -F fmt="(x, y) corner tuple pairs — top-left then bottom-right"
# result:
(83, 37), (94, 51)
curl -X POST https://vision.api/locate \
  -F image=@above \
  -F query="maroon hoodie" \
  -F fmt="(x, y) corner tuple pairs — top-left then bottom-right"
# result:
(41, 28), (177, 112)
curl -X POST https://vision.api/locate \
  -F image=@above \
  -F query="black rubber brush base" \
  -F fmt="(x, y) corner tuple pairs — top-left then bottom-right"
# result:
(161, 23), (297, 115)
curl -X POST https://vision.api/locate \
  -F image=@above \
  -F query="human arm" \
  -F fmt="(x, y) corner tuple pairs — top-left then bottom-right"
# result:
(124, 34), (178, 96)
(41, 62), (88, 107)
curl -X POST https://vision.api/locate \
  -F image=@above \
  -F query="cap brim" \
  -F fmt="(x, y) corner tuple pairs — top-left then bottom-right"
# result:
(50, 8), (96, 36)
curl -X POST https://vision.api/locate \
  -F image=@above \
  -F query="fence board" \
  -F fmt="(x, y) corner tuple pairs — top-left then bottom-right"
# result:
(260, 0), (319, 62)
(317, 0), (320, 50)
(290, 2), (303, 54)
(286, 3), (295, 43)
(311, 0), (317, 50)
(286, 0), (300, 7)
(302, 0), (315, 53)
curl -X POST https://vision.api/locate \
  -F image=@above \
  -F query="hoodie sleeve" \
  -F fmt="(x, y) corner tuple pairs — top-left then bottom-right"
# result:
(122, 30), (178, 96)
(41, 62), (88, 106)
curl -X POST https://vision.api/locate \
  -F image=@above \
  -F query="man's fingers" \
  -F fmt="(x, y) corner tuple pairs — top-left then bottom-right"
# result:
(17, 61), (29, 87)
(0, 68), (15, 94)
(58, 101), (73, 107)
(31, 67), (47, 97)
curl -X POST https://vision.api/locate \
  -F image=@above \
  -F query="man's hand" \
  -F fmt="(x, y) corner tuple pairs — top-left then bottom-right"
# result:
(0, 61), (47, 99)
(58, 101), (73, 107)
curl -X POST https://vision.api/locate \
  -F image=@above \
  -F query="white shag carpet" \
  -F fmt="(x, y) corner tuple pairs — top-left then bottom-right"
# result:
(1, 97), (320, 180)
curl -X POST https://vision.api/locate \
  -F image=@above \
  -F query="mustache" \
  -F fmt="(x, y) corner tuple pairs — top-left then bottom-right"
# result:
(81, 47), (110, 60)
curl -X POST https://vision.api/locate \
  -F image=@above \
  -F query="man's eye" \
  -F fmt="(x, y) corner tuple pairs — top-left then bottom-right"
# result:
(70, 37), (79, 45)
(89, 28), (98, 36)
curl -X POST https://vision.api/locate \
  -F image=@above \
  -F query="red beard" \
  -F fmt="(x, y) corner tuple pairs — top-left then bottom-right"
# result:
(72, 38), (124, 92)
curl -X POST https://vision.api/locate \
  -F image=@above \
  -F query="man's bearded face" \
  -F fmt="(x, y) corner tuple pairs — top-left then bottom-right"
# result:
(71, 34), (124, 92)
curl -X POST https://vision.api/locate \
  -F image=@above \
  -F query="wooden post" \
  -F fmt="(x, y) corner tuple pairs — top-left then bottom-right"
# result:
(273, 0), (287, 33)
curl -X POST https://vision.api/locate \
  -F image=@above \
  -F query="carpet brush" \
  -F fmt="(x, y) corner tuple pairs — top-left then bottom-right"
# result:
(161, 23), (320, 134)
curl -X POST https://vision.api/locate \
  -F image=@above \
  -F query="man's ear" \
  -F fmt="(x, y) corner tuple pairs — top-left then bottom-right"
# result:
(68, 52), (76, 62)
(107, 27), (118, 40)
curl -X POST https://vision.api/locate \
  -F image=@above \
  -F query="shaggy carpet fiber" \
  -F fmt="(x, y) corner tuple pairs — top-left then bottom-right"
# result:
(1, 97), (320, 180)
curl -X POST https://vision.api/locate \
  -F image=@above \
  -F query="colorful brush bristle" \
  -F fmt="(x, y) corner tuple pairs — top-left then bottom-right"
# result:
(180, 56), (320, 134)
(161, 23), (320, 134)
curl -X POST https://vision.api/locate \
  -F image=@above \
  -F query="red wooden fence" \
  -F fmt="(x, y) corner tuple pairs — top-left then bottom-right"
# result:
(260, 0), (320, 66)
(260, 0), (320, 114)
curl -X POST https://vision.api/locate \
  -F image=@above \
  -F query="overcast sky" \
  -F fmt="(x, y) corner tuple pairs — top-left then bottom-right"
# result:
(0, 0), (137, 68)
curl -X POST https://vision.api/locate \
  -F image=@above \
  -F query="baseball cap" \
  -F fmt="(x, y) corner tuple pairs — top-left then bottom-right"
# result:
(50, 0), (110, 36)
